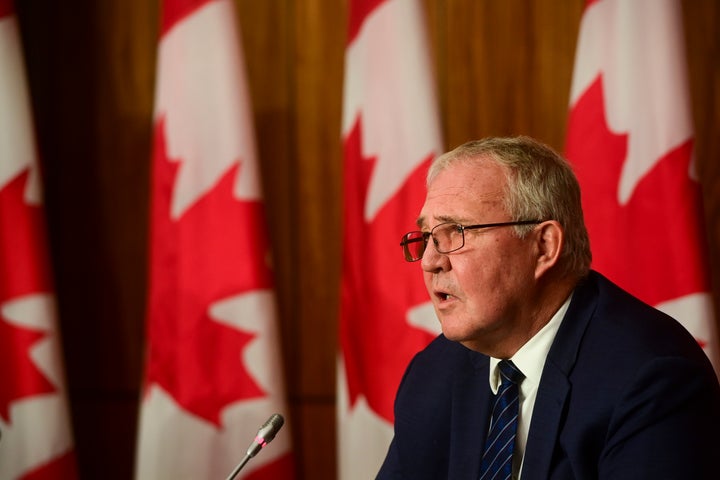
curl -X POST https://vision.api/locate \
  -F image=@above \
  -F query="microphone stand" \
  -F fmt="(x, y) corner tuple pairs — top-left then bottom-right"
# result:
(225, 454), (251, 480)
(223, 413), (284, 480)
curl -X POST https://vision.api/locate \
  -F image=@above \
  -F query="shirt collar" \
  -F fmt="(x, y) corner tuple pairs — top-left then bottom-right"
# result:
(489, 293), (572, 393)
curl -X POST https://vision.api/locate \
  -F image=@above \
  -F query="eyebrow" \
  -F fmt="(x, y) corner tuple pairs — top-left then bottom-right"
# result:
(415, 215), (460, 229)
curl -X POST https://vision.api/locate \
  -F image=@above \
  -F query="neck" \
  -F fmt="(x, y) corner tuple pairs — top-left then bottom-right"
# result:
(473, 272), (578, 358)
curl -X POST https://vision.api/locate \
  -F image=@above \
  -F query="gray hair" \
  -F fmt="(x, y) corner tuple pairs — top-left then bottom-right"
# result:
(428, 136), (592, 278)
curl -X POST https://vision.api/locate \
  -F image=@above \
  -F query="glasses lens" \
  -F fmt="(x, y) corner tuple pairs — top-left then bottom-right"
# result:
(432, 223), (464, 253)
(401, 231), (426, 261)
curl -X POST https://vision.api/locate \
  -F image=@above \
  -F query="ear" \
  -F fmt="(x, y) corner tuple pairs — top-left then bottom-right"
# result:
(533, 220), (564, 279)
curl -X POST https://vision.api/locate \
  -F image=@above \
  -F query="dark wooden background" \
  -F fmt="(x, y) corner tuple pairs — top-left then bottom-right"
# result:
(13, 1), (720, 478)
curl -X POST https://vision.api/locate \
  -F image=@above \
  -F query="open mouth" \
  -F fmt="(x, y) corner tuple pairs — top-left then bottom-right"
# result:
(435, 290), (453, 301)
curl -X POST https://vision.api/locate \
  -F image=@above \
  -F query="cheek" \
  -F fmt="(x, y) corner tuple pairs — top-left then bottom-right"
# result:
(459, 270), (489, 304)
(455, 260), (506, 304)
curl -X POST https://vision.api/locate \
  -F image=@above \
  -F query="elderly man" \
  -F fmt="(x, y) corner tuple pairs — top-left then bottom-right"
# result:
(377, 136), (720, 479)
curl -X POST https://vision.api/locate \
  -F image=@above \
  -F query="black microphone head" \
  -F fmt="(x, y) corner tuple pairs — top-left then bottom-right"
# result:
(268, 413), (284, 429)
(257, 413), (284, 442)
(246, 413), (285, 458)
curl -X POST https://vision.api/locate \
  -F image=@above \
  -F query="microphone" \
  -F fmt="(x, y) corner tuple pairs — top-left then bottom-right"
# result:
(225, 413), (285, 480)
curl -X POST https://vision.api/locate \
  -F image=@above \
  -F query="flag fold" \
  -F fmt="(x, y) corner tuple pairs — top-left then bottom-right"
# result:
(565, 0), (719, 372)
(135, 1), (294, 478)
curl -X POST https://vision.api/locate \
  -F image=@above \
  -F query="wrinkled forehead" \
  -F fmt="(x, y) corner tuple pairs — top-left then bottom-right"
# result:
(417, 161), (509, 228)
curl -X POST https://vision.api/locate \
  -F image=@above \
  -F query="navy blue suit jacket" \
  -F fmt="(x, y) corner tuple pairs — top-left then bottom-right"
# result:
(376, 271), (720, 479)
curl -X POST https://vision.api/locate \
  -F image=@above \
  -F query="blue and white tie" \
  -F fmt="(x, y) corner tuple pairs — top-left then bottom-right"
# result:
(479, 360), (524, 480)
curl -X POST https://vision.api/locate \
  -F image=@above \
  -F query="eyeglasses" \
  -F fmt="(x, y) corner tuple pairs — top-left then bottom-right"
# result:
(400, 220), (543, 262)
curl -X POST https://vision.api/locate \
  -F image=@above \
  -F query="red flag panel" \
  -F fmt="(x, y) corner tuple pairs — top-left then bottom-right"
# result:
(135, 0), (295, 478)
(564, 0), (719, 370)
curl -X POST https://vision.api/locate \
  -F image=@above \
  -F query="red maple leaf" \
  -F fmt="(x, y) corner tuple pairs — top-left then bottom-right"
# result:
(565, 75), (711, 307)
(0, 1), (14, 19)
(144, 119), (272, 426)
(347, 0), (386, 43)
(340, 119), (436, 422)
(0, 169), (56, 423)
(160, 0), (213, 36)
(20, 450), (78, 480)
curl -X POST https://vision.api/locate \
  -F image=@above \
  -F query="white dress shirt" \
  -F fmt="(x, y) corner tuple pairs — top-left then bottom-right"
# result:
(487, 294), (572, 479)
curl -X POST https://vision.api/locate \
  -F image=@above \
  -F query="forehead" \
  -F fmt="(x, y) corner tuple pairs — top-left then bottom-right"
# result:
(418, 159), (508, 226)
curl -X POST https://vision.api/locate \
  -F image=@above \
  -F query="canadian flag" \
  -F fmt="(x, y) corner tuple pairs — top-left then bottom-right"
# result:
(0, 2), (78, 479)
(338, 0), (443, 478)
(565, 0), (719, 372)
(134, 0), (295, 478)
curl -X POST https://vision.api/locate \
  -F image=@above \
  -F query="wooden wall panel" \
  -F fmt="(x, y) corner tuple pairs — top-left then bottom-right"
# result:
(433, 0), (584, 149)
(291, 0), (345, 399)
(683, 0), (720, 320)
(284, 0), (345, 476)
(12, 1), (720, 479)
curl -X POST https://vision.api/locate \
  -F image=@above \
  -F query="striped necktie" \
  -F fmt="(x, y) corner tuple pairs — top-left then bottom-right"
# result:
(479, 360), (525, 480)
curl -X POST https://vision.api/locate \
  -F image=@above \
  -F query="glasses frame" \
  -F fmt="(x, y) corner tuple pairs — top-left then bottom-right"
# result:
(400, 220), (543, 262)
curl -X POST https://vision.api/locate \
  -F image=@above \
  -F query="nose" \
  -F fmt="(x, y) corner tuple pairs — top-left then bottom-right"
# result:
(421, 240), (449, 273)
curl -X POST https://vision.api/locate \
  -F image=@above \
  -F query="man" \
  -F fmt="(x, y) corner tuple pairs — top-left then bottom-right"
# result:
(377, 136), (720, 479)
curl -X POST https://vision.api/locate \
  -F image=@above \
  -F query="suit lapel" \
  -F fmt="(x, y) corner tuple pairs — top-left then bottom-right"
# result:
(448, 350), (491, 479)
(521, 359), (570, 479)
(521, 274), (600, 479)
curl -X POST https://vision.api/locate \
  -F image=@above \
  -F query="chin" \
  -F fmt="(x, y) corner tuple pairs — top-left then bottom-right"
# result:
(439, 324), (469, 343)
(440, 320), (486, 347)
